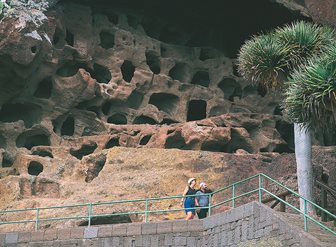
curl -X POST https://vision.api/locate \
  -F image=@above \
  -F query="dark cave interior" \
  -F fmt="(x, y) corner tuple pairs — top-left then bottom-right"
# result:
(66, 0), (310, 58)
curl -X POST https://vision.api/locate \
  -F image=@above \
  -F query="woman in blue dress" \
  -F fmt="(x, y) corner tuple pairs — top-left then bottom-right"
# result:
(180, 177), (197, 220)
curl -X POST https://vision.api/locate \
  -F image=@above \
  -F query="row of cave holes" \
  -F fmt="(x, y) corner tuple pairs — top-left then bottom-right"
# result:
(53, 27), (239, 87)
(99, 29), (227, 63)
(0, 133), (150, 167)
(0, 77), (266, 136)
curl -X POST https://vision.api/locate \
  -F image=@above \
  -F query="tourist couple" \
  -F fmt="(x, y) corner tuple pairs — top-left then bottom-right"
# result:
(180, 177), (212, 220)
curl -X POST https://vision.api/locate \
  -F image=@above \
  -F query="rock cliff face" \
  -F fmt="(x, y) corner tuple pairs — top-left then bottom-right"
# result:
(0, 0), (335, 230)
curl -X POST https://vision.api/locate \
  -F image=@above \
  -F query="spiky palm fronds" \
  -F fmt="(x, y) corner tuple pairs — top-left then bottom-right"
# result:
(237, 34), (289, 89)
(284, 50), (336, 131)
(275, 21), (335, 69)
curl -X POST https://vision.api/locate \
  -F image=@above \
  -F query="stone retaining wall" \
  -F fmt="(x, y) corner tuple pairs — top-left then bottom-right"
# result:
(0, 202), (325, 246)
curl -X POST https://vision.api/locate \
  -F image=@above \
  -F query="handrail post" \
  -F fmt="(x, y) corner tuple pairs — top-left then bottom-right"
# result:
(232, 184), (236, 208)
(208, 194), (212, 216)
(304, 199), (308, 232)
(321, 186), (327, 222)
(145, 198), (149, 223)
(35, 208), (39, 231)
(259, 174), (263, 204)
(88, 203), (92, 227)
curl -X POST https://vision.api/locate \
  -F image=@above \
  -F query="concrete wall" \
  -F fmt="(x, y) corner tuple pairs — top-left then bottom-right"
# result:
(0, 202), (325, 247)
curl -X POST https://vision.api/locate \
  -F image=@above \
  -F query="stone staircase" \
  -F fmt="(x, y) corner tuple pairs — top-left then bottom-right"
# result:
(279, 212), (336, 247)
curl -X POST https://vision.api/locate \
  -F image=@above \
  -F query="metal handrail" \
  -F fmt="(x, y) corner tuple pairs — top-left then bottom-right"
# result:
(0, 173), (335, 237)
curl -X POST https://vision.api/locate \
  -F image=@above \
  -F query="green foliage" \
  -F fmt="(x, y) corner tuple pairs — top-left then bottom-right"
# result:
(275, 21), (335, 69)
(237, 20), (336, 131)
(237, 33), (289, 89)
(237, 21), (335, 90)
(284, 46), (336, 131)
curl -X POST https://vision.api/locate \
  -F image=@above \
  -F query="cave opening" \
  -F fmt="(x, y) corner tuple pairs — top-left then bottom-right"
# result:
(145, 51), (160, 74)
(61, 116), (75, 136)
(85, 154), (107, 183)
(52, 27), (64, 47)
(91, 63), (112, 84)
(168, 63), (190, 83)
(191, 71), (210, 87)
(187, 100), (206, 121)
(32, 149), (54, 158)
(107, 113), (127, 125)
(105, 138), (120, 149)
(133, 115), (157, 125)
(102, 101), (112, 115)
(242, 84), (267, 98)
(28, 161), (43, 176)
(127, 91), (144, 110)
(148, 93), (179, 114)
(99, 31), (115, 49)
(34, 77), (53, 99)
(70, 142), (98, 160)
(0, 103), (42, 128)
(140, 135), (152, 145)
(16, 133), (50, 150)
(218, 78), (242, 101)
(121, 60), (135, 83)
(1, 153), (13, 167)
(165, 131), (187, 149)
(65, 29), (75, 46)
(161, 118), (178, 125)
(275, 120), (294, 152)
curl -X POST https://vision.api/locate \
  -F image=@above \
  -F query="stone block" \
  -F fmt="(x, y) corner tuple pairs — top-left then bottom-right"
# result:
(126, 223), (141, 236)
(44, 229), (57, 241)
(187, 236), (196, 247)
(134, 235), (142, 246)
(70, 227), (84, 239)
(188, 220), (203, 232)
(0, 233), (5, 246)
(101, 238), (114, 247)
(172, 220), (188, 233)
(31, 231), (44, 242)
(83, 239), (99, 247)
(18, 232), (31, 243)
(163, 233), (173, 245)
(112, 237), (120, 246)
(142, 222), (157, 235)
(112, 224), (127, 236)
(150, 235), (159, 246)
(142, 235), (150, 246)
(234, 225), (241, 243)
(241, 220), (248, 241)
(123, 237), (135, 247)
(97, 226), (112, 238)
(84, 227), (98, 239)
(203, 215), (216, 229)
(5, 233), (18, 244)
(156, 221), (172, 234)
(174, 236), (187, 246)
(57, 228), (71, 240)
(255, 228), (264, 238)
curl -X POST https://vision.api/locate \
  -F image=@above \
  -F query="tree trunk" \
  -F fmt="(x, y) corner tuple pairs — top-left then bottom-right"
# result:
(294, 123), (314, 213)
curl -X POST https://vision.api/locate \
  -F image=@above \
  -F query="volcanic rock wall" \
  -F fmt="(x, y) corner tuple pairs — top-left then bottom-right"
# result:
(1, 0), (336, 231)
(0, 0), (306, 168)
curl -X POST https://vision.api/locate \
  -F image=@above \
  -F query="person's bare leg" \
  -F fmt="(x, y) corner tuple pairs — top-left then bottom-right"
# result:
(185, 212), (194, 220)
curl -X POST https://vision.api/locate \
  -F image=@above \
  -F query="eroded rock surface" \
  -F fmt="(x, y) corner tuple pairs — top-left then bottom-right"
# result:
(0, 0), (335, 230)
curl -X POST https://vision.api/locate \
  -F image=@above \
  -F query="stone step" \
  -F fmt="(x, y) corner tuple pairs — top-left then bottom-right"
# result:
(279, 212), (336, 246)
